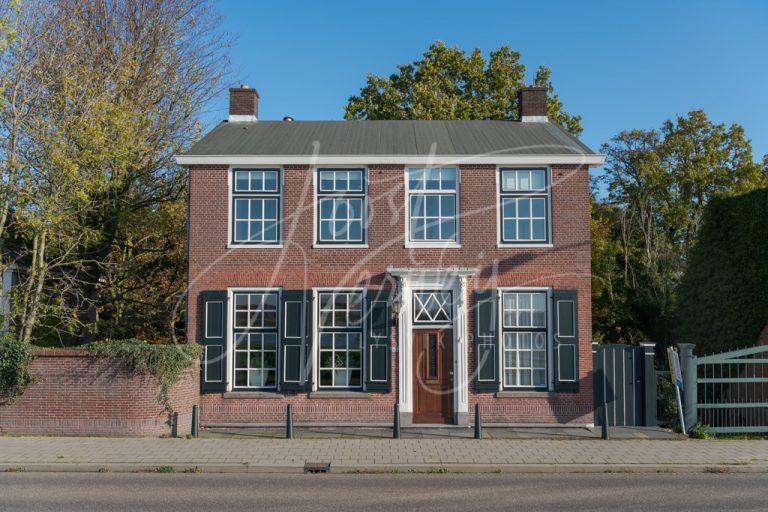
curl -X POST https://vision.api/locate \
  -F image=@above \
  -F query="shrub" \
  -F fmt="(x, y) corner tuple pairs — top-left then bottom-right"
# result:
(88, 339), (201, 412)
(689, 422), (711, 440)
(0, 334), (34, 403)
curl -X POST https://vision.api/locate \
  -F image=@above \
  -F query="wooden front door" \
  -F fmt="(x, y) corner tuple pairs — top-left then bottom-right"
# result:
(412, 329), (454, 424)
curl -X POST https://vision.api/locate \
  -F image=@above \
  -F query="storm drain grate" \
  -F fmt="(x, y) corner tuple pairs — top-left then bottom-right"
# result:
(304, 461), (331, 473)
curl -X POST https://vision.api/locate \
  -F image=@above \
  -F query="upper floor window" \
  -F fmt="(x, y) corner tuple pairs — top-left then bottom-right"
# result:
(317, 169), (366, 244)
(231, 168), (281, 245)
(501, 291), (548, 388)
(406, 167), (458, 244)
(499, 168), (550, 244)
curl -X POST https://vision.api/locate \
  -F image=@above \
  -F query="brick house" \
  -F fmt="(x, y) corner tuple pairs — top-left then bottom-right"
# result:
(176, 85), (604, 427)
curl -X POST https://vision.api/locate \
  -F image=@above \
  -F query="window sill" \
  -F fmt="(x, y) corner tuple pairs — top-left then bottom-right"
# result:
(309, 391), (372, 400)
(496, 390), (556, 398)
(313, 244), (369, 249)
(497, 243), (553, 249)
(227, 243), (284, 249)
(223, 391), (283, 399)
(404, 242), (461, 249)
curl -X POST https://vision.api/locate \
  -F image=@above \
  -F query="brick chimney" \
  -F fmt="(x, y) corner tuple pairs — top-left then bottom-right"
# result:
(229, 85), (259, 122)
(518, 86), (548, 122)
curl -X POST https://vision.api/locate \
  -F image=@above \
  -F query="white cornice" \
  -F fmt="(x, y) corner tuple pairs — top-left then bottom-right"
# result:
(387, 267), (479, 278)
(175, 154), (606, 166)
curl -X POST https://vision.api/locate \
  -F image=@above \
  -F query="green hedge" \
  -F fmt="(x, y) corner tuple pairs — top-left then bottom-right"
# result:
(676, 188), (768, 354)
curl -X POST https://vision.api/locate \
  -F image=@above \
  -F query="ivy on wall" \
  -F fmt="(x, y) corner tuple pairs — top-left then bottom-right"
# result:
(676, 188), (768, 354)
(89, 339), (201, 412)
(0, 334), (34, 403)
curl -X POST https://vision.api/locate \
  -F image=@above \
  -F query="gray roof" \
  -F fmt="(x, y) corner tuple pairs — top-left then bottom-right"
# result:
(184, 120), (596, 156)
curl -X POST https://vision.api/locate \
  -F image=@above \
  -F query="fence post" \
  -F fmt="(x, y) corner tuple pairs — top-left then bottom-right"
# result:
(600, 366), (610, 440)
(191, 405), (199, 438)
(393, 403), (400, 439)
(474, 402), (482, 440)
(678, 343), (697, 432)
(286, 404), (293, 439)
(641, 343), (657, 426)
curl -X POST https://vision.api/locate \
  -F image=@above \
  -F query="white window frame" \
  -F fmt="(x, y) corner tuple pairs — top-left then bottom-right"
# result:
(228, 288), (282, 391)
(226, 287), (282, 392)
(313, 167), (369, 248)
(412, 290), (453, 326)
(496, 166), (553, 248)
(496, 287), (554, 391)
(227, 166), (284, 248)
(314, 288), (367, 390)
(404, 167), (461, 248)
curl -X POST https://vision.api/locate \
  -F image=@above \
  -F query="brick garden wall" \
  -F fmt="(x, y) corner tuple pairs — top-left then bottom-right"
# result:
(189, 163), (593, 425)
(0, 349), (199, 437)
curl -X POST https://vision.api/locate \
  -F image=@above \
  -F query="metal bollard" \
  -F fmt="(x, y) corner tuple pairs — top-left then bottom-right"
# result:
(171, 412), (179, 438)
(393, 403), (401, 439)
(191, 405), (199, 438)
(602, 399), (610, 440)
(474, 403), (482, 439)
(286, 404), (293, 439)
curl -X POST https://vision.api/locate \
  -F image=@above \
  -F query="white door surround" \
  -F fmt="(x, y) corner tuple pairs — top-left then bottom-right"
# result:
(388, 267), (477, 426)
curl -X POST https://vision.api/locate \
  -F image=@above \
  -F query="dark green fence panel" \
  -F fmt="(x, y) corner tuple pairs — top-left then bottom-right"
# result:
(593, 343), (657, 427)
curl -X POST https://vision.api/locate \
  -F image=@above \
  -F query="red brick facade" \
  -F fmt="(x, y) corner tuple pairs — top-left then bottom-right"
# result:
(189, 163), (593, 426)
(0, 349), (199, 437)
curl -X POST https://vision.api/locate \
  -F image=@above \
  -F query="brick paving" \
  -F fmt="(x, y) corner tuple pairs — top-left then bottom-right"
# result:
(1, 437), (768, 472)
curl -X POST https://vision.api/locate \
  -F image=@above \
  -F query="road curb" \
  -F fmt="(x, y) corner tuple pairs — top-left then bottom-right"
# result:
(2, 462), (766, 475)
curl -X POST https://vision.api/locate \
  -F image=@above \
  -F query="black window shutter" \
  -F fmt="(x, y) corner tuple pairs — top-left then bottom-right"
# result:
(280, 290), (309, 391)
(474, 290), (499, 392)
(200, 290), (227, 393)
(365, 289), (391, 392)
(553, 290), (579, 393)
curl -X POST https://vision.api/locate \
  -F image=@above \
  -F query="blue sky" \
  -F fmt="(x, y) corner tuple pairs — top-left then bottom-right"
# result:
(209, 0), (768, 162)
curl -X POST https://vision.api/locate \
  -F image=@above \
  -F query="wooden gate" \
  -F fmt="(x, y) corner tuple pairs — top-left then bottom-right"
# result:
(592, 343), (657, 427)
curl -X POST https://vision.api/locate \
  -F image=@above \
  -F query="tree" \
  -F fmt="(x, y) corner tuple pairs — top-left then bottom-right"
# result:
(344, 41), (582, 135)
(594, 110), (767, 349)
(1, 0), (230, 344)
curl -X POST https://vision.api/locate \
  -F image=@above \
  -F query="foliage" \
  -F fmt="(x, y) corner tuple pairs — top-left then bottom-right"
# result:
(594, 110), (767, 349)
(676, 189), (768, 354)
(0, 0), (229, 345)
(0, 332), (33, 402)
(88, 339), (201, 412)
(689, 422), (711, 440)
(590, 198), (647, 344)
(344, 41), (582, 135)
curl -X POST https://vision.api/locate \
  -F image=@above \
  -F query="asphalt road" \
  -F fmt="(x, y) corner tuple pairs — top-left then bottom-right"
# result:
(2, 472), (767, 511)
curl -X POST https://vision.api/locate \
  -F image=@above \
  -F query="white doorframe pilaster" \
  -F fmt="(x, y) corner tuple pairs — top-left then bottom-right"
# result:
(389, 267), (476, 426)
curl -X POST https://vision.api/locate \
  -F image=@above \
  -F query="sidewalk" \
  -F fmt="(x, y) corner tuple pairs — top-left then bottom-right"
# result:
(2, 436), (768, 474)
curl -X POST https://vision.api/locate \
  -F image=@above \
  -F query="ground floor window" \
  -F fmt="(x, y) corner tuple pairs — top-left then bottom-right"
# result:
(319, 332), (362, 387)
(233, 291), (279, 389)
(317, 290), (364, 389)
(501, 290), (549, 388)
